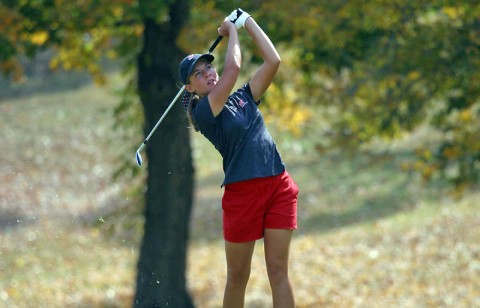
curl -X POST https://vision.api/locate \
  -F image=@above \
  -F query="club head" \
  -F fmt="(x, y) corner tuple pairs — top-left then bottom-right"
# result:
(136, 151), (143, 167)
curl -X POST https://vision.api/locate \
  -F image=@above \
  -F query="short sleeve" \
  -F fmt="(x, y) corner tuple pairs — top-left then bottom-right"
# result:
(192, 97), (216, 130)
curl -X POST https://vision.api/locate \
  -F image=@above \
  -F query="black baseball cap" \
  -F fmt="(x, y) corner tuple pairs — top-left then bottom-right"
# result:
(179, 53), (215, 85)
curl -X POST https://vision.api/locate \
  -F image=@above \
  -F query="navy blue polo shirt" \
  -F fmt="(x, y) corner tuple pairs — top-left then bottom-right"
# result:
(192, 84), (285, 186)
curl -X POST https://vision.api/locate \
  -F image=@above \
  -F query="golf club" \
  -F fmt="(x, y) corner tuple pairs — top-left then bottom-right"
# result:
(135, 35), (223, 167)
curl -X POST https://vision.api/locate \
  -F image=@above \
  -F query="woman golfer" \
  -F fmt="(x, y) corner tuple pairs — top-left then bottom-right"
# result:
(179, 9), (298, 307)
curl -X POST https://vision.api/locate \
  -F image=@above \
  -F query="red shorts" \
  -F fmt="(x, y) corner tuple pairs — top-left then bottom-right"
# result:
(222, 171), (299, 243)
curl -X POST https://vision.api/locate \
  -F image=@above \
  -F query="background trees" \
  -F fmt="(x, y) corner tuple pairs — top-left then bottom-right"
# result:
(249, 0), (479, 189)
(1, 0), (195, 305)
(180, 0), (480, 189)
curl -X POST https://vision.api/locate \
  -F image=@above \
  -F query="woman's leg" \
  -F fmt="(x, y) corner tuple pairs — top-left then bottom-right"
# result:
(223, 240), (256, 308)
(264, 228), (295, 308)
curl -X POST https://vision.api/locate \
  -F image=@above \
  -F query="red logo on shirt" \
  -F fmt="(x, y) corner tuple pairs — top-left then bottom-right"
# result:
(238, 99), (246, 108)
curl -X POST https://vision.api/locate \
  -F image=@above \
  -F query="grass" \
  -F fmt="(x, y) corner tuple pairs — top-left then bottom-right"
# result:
(1, 71), (479, 307)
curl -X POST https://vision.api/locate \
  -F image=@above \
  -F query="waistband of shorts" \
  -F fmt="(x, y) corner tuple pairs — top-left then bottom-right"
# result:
(225, 171), (287, 190)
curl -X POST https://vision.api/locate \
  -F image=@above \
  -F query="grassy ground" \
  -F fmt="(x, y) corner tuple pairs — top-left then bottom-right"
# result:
(1, 75), (479, 307)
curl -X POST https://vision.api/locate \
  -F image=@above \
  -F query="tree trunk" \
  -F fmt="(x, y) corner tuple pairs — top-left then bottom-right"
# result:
(134, 0), (194, 306)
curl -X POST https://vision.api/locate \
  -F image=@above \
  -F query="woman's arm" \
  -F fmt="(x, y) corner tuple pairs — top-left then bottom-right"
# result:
(244, 17), (281, 102)
(208, 18), (241, 117)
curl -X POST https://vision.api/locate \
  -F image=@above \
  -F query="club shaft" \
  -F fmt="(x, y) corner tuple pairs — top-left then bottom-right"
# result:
(209, 36), (223, 54)
(141, 37), (223, 145)
(135, 36), (223, 166)
(142, 85), (186, 145)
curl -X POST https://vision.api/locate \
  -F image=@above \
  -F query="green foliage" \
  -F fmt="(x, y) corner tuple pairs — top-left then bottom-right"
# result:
(252, 0), (480, 189)
(1, 0), (478, 188)
(0, 0), (142, 84)
(270, 1), (480, 189)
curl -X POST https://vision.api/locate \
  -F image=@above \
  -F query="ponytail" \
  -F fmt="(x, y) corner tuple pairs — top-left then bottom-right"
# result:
(186, 94), (200, 132)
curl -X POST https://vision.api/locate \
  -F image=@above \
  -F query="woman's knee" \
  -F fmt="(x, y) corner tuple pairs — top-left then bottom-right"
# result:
(265, 256), (289, 284)
(264, 229), (292, 284)
(226, 264), (251, 287)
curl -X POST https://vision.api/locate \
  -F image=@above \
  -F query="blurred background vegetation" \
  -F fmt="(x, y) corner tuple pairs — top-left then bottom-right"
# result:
(1, 0), (479, 307)
(2, 0), (479, 189)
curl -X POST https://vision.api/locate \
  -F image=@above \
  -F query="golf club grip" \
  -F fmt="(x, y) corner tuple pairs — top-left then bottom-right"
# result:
(208, 36), (223, 53)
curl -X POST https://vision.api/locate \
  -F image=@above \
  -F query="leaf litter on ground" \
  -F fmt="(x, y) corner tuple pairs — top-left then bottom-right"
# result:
(1, 74), (479, 307)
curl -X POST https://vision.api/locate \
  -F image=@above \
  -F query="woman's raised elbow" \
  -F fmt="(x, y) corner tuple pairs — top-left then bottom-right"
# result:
(229, 62), (241, 75)
(227, 53), (242, 73)
(270, 55), (281, 70)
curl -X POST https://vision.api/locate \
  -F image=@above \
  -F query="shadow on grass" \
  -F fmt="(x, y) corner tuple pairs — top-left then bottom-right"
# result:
(284, 150), (420, 235)
(0, 208), (34, 231)
(299, 176), (416, 234)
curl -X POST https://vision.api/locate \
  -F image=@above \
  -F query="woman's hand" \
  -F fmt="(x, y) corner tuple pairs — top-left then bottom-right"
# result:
(218, 17), (236, 37)
(228, 8), (251, 29)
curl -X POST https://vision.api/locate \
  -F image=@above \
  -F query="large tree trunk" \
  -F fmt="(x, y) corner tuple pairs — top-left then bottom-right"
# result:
(134, 0), (194, 306)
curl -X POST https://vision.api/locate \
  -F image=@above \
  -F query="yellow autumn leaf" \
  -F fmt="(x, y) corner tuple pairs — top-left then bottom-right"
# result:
(415, 148), (432, 160)
(421, 165), (437, 180)
(106, 50), (117, 59)
(49, 58), (59, 70)
(443, 6), (463, 19)
(63, 60), (72, 70)
(459, 109), (472, 122)
(443, 146), (460, 159)
(407, 71), (421, 81)
(112, 6), (124, 18)
(30, 31), (49, 45)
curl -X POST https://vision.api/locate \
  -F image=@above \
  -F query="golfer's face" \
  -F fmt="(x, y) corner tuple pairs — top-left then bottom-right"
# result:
(189, 60), (218, 96)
